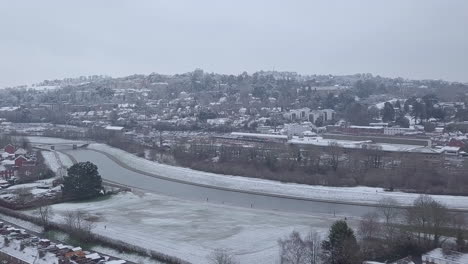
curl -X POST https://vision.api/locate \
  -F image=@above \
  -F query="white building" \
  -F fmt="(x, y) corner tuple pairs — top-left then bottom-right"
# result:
(283, 123), (312, 137)
(384, 127), (416, 136)
(283, 108), (335, 123)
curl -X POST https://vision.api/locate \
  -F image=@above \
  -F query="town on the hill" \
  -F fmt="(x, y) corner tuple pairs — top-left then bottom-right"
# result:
(0, 71), (468, 264)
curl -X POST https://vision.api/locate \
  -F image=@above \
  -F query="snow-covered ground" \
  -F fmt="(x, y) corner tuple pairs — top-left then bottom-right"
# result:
(27, 191), (337, 264)
(26, 137), (468, 209)
(41, 151), (73, 173)
(27, 136), (89, 145)
(88, 143), (468, 210)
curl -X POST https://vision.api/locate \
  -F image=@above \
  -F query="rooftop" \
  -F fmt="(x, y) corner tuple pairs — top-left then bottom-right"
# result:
(422, 248), (468, 264)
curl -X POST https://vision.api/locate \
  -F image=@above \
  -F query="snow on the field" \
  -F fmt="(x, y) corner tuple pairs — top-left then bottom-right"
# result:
(28, 192), (334, 264)
(41, 150), (73, 173)
(89, 143), (468, 210)
(57, 151), (74, 168)
(41, 151), (61, 172)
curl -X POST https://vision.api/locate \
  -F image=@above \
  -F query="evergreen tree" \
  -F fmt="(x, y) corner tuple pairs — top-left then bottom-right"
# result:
(63, 162), (103, 199)
(382, 102), (395, 122)
(395, 113), (410, 128)
(322, 220), (360, 264)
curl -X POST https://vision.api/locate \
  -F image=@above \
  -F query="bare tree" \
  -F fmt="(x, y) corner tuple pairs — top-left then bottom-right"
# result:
(279, 231), (307, 264)
(304, 231), (322, 264)
(327, 142), (342, 171)
(279, 231), (321, 264)
(377, 197), (401, 224)
(451, 213), (467, 251)
(207, 248), (238, 264)
(63, 210), (96, 241)
(358, 212), (384, 261)
(36, 206), (54, 228)
(406, 195), (449, 248)
(358, 212), (381, 241)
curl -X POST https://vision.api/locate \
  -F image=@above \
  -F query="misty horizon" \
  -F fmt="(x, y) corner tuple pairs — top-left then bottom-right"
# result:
(1, 0), (468, 86)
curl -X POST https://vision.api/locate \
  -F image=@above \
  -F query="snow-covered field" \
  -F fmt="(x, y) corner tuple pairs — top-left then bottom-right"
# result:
(89, 143), (468, 210)
(28, 192), (337, 264)
(41, 151), (74, 173)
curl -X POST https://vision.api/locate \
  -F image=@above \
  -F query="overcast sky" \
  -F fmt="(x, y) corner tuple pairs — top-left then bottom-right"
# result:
(1, 0), (467, 87)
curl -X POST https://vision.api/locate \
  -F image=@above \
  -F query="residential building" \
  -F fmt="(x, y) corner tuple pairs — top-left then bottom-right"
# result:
(384, 127), (417, 135)
(283, 108), (335, 123)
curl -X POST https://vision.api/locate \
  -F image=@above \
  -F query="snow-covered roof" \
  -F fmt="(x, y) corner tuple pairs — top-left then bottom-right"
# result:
(15, 155), (29, 161)
(1, 160), (14, 165)
(289, 137), (442, 154)
(231, 132), (288, 140)
(14, 148), (27, 155)
(422, 248), (468, 264)
(86, 252), (102, 260)
(440, 146), (460, 152)
(1, 152), (12, 158)
(105, 260), (126, 264)
(105, 126), (124, 131)
(56, 244), (73, 250)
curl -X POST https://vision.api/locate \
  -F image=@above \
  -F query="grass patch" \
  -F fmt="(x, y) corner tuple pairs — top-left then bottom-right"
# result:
(43, 229), (98, 250)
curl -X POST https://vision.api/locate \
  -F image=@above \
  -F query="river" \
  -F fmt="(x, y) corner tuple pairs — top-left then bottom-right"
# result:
(64, 148), (377, 217)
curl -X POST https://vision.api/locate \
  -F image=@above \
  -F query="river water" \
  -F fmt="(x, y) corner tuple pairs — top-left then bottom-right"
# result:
(66, 149), (378, 217)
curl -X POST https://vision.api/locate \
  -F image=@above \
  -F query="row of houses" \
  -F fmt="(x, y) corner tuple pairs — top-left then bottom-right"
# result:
(364, 248), (468, 264)
(0, 144), (36, 181)
(0, 221), (127, 264)
(283, 108), (336, 123)
(327, 125), (421, 136)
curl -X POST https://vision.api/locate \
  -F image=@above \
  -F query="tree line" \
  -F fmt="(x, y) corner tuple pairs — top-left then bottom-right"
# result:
(208, 196), (468, 264)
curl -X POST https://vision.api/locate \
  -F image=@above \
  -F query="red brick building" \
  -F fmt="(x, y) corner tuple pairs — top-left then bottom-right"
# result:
(4, 144), (15, 154)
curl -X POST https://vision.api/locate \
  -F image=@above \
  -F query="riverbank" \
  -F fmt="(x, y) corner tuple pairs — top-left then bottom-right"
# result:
(86, 143), (468, 210)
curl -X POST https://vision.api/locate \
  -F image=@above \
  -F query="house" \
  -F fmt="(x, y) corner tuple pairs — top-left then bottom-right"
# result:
(14, 148), (27, 157)
(0, 165), (14, 179)
(104, 125), (125, 137)
(448, 138), (466, 148)
(15, 155), (34, 168)
(440, 146), (460, 156)
(422, 248), (468, 264)
(337, 125), (385, 135)
(384, 127), (416, 136)
(283, 123), (313, 137)
(4, 144), (15, 154)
